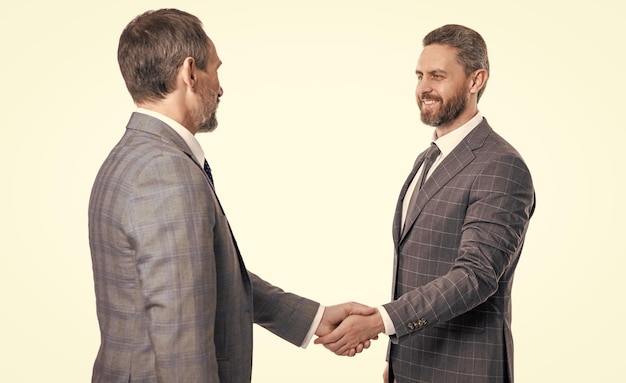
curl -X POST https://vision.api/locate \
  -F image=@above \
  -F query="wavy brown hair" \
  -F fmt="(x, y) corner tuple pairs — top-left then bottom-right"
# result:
(118, 9), (211, 104)
(423, 24), (490, 101)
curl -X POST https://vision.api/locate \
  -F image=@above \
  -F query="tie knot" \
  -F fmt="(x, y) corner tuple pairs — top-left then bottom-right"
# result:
(426, 143), (441, 161)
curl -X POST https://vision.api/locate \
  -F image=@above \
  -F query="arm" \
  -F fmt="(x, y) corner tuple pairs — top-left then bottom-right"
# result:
(251, 272), (375, 354)
(127, 156), (219, 382)
(317, 153), (535, 353)
(250, 272), (320, 346)
(384, 154), (535, 339)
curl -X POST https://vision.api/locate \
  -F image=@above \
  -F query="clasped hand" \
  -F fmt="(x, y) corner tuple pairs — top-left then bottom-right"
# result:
(314, 302), (385, 357)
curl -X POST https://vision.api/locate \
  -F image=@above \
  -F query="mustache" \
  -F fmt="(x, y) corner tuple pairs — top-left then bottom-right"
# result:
(419, 93), (441, 102)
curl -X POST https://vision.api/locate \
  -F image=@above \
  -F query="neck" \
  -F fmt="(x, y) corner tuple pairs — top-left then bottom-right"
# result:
(434, 105), (479, 138)
(137, 98), (197, 135)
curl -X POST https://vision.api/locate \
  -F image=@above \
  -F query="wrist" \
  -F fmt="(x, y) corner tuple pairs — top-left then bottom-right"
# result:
(372, 309), (385, 334)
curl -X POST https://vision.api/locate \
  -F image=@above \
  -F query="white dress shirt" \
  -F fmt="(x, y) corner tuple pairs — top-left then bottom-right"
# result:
(134, 108), (324, 347)
(378, 112), (484, 336)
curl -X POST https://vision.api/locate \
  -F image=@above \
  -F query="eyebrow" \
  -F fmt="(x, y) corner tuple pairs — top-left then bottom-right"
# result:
(416, 69), (447, 76)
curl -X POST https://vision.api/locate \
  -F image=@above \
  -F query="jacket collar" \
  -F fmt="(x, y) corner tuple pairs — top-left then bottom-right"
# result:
(126, 112), (198, 165)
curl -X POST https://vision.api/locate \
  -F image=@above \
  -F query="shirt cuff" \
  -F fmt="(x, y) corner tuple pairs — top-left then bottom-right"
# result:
(300, 304), (325, 348)
(377, 305), (396, 336)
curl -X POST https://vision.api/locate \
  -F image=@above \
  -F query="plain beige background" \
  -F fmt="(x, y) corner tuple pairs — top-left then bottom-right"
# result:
(1, 0), (624, 381)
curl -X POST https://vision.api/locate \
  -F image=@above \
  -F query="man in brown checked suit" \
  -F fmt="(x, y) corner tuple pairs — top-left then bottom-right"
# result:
(316, 25), (536, 382)
(88, 9), (373, 383)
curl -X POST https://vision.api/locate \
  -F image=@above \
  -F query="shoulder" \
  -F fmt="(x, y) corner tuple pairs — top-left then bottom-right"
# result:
(463, 122), (534, 191)
(94, 128), (206, 201)
(465, 121), (529, 173)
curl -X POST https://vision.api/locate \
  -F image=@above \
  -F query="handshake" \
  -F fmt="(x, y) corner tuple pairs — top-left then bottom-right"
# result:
(313, 302), (385, 357)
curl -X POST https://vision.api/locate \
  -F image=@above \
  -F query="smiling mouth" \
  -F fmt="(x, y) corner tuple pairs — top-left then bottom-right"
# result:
(421, 99), (440, 109)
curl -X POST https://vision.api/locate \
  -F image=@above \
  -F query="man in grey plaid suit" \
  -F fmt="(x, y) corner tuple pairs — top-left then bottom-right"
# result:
(88, 9), (373, 383)
(316, 25), (535, 382)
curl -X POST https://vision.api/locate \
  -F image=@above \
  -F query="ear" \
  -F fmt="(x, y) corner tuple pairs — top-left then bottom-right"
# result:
(179, 57), (198, 91)
(469, 69), (488, 95)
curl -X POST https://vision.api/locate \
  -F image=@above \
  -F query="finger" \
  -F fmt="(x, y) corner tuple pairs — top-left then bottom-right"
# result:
(349, 304), (377, 316)
(340, 345), (354, 357)
(323, 338), (350, 355)
(363, 340), (371, 349)
(321, 338), (349, 354)
(338, 342), (358, 356)
(314, 330), (343, 345)
(355, 343), (364, 354)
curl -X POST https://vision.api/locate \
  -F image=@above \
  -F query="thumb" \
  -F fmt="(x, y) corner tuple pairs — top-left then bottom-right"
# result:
(349, 304), (377, 316)
(314, 327), (343, 345)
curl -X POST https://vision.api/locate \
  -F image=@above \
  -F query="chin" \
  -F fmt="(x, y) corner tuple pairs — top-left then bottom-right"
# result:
(198, 124), (217, 133)
(197, 115), (219, 133)
(420, 114), (440, 127)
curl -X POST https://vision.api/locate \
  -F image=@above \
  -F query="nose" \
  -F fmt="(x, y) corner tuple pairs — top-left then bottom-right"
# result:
(416, 78), (431, 96)
(218, 86), (224, 97)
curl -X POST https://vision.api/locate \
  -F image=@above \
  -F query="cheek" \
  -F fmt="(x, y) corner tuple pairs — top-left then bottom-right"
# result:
(209, 76), (220, 93)
(415, 81), (424, 94)
(415, 82), (426, 97)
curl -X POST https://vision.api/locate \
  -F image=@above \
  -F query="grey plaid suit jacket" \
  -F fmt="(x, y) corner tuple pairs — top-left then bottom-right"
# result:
(89, 113), (319, 383)
(382, 119), (535, 383)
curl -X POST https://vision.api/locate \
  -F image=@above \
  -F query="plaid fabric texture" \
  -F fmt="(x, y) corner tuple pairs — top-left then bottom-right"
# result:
(383, 119), (535, 383)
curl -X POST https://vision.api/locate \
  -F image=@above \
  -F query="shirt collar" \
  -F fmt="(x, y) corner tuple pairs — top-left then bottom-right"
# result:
(433, 112), (483, 157)
(135, 108), (205, 165)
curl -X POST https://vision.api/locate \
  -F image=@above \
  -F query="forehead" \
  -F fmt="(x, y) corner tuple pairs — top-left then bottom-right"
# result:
(207, 38), (216, 55)
(207, 38), (221, 63)
(416, 44), (462, 72)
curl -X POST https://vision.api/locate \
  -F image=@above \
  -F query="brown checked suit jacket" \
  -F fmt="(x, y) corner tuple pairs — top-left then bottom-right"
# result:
(383, 118), (535, 383)
(89, 113), (319, 383)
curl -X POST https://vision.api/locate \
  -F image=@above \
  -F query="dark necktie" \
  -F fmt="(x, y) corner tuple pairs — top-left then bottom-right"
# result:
(204, 159), (214, 187)
(407, 143), (440, 212)
(204, 158), (225, 216)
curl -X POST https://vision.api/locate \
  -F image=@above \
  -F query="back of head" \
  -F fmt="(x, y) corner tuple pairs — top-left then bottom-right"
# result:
(118, 8), (211, 104)
(423, 24), (490, 101)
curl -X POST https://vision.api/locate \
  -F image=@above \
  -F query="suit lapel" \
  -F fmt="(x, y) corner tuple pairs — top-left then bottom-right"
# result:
(393, 154), (426, 245)
(398, 120), (492, 243)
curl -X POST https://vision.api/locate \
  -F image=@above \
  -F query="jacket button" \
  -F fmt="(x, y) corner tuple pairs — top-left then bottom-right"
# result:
(407, 322), (415, 330)
(418, 318), (428, 327)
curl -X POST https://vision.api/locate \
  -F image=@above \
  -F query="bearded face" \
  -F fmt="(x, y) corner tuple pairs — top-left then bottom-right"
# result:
(414, 44), (481, 131)
(192, 38), (222, 134)
(193, 85), (219, 133)
(417, 82), (467, 127)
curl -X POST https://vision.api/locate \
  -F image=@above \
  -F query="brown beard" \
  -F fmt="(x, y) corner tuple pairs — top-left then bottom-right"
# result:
(419, 84), (467, 127)
(194, 88), (219, 133)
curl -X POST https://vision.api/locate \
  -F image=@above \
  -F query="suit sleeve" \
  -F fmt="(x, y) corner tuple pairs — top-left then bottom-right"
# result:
(250, 272), (320, 346)
(125, 155), (220, 382)
(383, 153), (535, 339)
